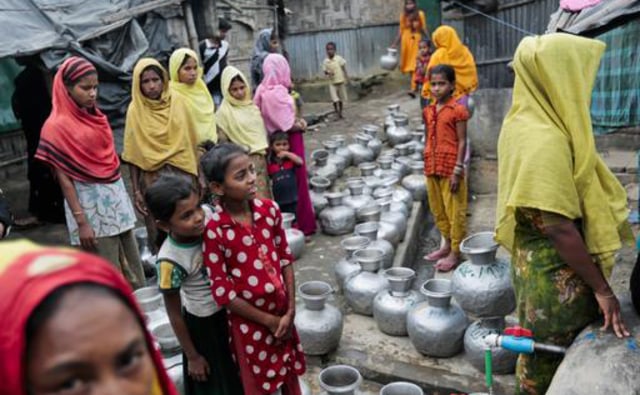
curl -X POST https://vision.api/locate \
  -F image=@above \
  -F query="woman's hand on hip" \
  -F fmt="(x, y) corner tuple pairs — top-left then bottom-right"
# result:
(595, 291), (630, 338)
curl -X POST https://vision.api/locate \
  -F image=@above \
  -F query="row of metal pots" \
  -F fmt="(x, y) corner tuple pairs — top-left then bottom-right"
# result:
(319, 363), (424, 394)
(297, 231), (517, 375)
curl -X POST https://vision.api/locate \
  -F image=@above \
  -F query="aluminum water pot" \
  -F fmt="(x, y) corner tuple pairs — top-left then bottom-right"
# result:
(380, 47), (399, 70)
(375, 157), (402, 179)
(354, 222), (394, 269)
(384, 104), (400, 134)
(295, 281), (343, 355)
(464, 317), (517, 374)
(377, 197), (408, 242)
(153, 322), (181, 356)
(344, 249), (389, 316)
(380, 382), (424, 395)
(358, 162), (377, 177)
(319, 365), (363, 395)
(407, 279), (468, 357)
(310, 176), (330, 215)
(310, 149), (339, 181)
(372, 187), (409, 218)
(355, 203), (400, 246)
(331, 134), (354, 167)
(347, 133), (375, 165)
(163, 353), (185, 395)
(319, 193), (356, 235)
(299, 378), (312, 395)
(452, 232), (515, 317)
(373, 268), (424, 336)
(282, 212), (304, 260)
(323, 140), (348, 174)
(380, 176), (413, 212)
(387, 114), (412, 146)
(410, 131), (425, 155)
(335, 236), (370, 290)
(343, 179), (374, 212)
(134, 286), (164, 313)
(362, 124), (383, 157)
(402, 161), (427, 201)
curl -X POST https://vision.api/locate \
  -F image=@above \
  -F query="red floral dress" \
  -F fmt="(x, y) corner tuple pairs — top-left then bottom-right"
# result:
(203, 198), (306, 394)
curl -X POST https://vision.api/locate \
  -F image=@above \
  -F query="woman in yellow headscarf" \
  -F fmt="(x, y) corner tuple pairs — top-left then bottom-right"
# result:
(217, 66), (272, 198)
(169, 48), (217, 144)
(123, 58), (199, 250)
(496, 33), (631, 394)
(391, 0), (429, 94)
(421, 25), (478, 103)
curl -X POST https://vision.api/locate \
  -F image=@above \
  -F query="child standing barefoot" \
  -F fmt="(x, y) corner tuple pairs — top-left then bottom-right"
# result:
(322, 41), (349, 119)
(145, 175), (243, 395)
(423, 64), (470, 272)
(201, 143), (306, 395)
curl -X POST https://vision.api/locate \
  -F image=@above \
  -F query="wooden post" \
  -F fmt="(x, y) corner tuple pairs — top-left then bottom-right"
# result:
(183, 0), (201, 55)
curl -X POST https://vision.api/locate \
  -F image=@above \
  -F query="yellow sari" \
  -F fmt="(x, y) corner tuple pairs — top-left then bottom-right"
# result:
(169, 48), (217, 144)
(495, 33), (630, 276)
(399, 10), (427, 74)
(421, 25), (478, 100)
(123, 58), (198, 176)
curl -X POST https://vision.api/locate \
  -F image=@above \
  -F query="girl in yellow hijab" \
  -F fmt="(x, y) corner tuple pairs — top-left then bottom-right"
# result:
(123, 58), (199, 250)
(169, 48), (217, 144)
(217, 66), (272, 198)
(421, 25), (478, 102)
(391, 0), (429, 94)
(496, 33), (630, 394)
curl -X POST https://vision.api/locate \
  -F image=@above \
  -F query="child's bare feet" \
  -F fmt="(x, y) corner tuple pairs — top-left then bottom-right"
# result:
(434, 252), (460, 272)
(424, 246), (450, 261)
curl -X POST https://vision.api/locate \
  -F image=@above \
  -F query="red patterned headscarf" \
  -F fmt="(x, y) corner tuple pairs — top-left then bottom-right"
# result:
(0, 240), (178, 395)
(35, 56), (121, 183)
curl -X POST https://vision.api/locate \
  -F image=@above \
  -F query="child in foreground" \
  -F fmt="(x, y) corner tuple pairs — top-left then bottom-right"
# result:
(201, 143), (306, 395)
(423, 64), (470, 272)
(145, 174), (243, 395)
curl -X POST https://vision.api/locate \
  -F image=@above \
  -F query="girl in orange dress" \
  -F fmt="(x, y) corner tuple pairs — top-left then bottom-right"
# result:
(391, 0), (429, 96)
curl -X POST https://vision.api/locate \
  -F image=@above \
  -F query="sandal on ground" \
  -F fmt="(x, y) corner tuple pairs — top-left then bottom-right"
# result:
(424, 248), (450, 261)
(434, 255), (460, 272)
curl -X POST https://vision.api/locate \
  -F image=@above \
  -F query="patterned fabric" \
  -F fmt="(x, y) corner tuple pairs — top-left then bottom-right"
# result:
(423, 97), (470, 177)
(156, 236), (220, 317)
(64, 178), (136, 245)
(590, 21), (640, 134)
(426, 176), (467, 253)
(512, 207), (599, 395)
(203, 198), (305, 394)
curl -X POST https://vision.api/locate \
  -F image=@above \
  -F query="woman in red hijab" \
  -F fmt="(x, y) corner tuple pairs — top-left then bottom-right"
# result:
(0, 240), (179, 395)
(35, 56), (144, 289)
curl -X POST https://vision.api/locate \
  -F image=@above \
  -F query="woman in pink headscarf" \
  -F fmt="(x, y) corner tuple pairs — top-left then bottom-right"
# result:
(254, 54), (317, 237)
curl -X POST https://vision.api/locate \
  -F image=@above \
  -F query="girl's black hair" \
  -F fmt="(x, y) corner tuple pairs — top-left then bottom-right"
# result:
(267, 131), (289, 164)
(180, 53), (195, 68)
(230, 74), (244, 85)
(26, 283), (134, 361)
(430, 64), (456, 83)
(200, 143), (248, 183)
(141, 64), (164, 81)
(144, 175), (197, 222)
(144, 175), (198, 247)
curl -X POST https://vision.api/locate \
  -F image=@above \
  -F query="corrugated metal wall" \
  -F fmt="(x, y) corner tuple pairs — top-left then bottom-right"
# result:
(445, 0), (558, 88)
(286, 24), (398, 80)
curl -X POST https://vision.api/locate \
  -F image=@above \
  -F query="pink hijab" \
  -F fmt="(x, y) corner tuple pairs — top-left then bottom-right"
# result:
(253, 54), (296, 134)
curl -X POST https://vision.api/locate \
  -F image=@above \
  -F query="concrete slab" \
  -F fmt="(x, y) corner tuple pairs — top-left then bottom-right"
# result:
(600, 149), (637, 173)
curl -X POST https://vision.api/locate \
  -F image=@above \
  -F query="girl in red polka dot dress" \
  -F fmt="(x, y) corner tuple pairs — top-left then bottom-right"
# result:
(201, 143), (306, 395)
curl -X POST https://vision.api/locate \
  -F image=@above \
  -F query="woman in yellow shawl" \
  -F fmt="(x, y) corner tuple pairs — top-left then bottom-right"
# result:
(169, 48), (217, 144)
(217, 66), (272, 199)
(123, 58), (199, 250)
(496, 33), (630, 394)
(420, 25), (478, 104)
(391, 0), (429, 94)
